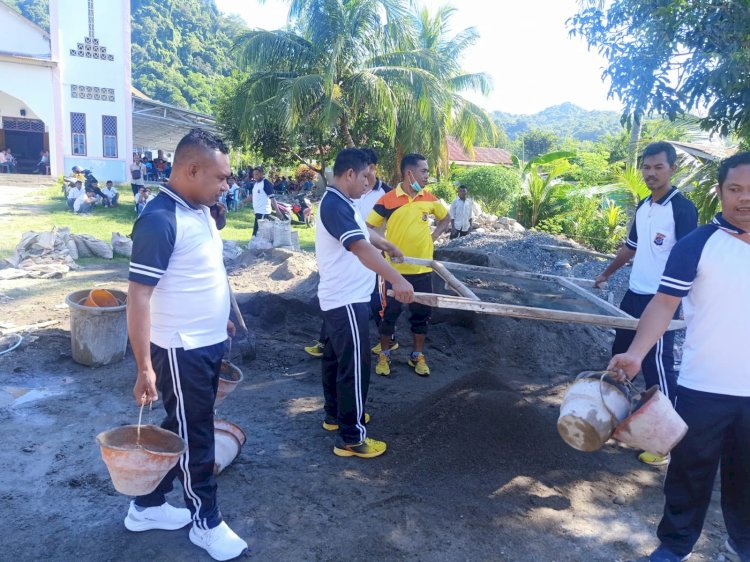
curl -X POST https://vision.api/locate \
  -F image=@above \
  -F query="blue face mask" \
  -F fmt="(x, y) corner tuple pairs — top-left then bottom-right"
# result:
(411, 181), (422, 193)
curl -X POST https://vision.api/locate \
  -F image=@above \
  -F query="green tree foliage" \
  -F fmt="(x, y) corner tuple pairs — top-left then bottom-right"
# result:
(494, 103), (622, 142)
(517, 129), (559, 160)
(570, 1), (750, 142)
(130, 0), (244, 113)
(221, 0), (496, 179)
(452, 166), (522, 217)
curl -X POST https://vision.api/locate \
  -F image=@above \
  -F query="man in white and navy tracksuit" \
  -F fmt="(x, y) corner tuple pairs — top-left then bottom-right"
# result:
(609, 151), (750, 562)
(596, 142), (697, 464)
(316, 148), (413, 459)
(126, 129), (247, 561)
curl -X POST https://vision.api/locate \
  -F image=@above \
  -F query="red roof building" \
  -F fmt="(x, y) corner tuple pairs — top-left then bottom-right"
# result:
(447, 136), (513, 167)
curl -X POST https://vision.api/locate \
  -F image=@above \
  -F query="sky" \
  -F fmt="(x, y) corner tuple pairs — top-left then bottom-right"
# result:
(214, 0), (625, 116)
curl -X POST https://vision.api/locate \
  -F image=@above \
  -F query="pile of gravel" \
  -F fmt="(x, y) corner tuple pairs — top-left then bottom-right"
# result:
(437, 228), (632, 305)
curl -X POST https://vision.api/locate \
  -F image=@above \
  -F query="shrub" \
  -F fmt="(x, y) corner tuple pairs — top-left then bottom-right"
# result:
(428, 181), (457, 203)
(452, 165), (521, 217)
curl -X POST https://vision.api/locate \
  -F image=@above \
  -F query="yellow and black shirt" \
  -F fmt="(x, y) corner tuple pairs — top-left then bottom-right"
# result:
(367, 184), (448, 275)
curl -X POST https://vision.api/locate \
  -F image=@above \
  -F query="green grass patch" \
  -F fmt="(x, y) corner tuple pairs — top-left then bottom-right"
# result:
(0, 186), (315, 259)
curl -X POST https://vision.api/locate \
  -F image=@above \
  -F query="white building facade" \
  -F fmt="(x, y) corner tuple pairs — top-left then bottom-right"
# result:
(0, 0), (132, 181)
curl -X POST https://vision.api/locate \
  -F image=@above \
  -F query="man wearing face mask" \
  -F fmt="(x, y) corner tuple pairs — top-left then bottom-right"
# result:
(367, 153), (452, 377)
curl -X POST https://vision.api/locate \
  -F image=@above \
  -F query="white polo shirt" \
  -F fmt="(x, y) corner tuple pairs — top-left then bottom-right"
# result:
(316, 187), (375, 311)
(252, 179), (275, 215)
(658, 213), (750, 396)
(625, 187), (698, 294)
(129, 185), (230, 350)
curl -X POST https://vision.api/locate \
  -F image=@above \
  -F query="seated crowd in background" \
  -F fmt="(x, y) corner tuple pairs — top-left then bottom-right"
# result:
(0, 148), (17, 173)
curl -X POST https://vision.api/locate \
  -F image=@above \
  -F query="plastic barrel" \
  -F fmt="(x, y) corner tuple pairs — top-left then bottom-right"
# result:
(66, 289), (128, 367)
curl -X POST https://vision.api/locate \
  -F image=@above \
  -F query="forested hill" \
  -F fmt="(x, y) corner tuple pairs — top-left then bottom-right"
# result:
(5, 0), (244, 114)
(493, 102), (623, 142)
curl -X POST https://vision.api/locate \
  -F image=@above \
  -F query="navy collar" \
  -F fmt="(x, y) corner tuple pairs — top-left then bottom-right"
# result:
(325, 185), (353, 203)
(160, 184), (199, 210)
(712, 213), (747, 235)
(647, 186), (679, 206)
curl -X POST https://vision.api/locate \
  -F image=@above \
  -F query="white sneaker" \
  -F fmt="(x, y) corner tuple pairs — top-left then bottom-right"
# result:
(123, 501), (192, 532)
(189, 521), (248, 561)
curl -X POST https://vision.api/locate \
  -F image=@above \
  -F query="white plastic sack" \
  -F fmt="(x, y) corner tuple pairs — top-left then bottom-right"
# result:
(73, 234), (113, 259)
(247, 237), (272, 251)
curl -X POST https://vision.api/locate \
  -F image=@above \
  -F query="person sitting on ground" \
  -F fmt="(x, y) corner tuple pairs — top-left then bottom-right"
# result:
(101, 180), (119, 208)
(67, 180), (83, 211)
(135, 187), (155, 216)
(73, 187), (97, 214)
(449, 185), (476, 239)
(0, 148), (9, 173)
(316, 147), (414, 459)
(2, 148), (17, 173)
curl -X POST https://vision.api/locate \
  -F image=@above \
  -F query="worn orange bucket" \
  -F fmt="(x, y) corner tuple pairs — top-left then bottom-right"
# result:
(215, 360), (243, 408)
(96, 425), (186, 496)
(612, 386), (688, 456)
(82, 289), (121, 307)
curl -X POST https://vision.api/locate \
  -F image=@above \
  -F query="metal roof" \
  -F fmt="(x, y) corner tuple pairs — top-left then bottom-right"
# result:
(132, 93), (217, 153)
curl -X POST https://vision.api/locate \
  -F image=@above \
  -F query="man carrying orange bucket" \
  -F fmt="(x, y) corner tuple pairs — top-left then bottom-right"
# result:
(609, 152), (750, 562)
(126, 129), (247, 561)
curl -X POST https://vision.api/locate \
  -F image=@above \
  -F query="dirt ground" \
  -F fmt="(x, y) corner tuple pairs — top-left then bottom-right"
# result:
(0, 249), (731, 562)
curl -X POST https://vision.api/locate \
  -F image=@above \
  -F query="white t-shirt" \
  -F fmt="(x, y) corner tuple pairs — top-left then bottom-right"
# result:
(316, 187), (374, 311)
(658, 214), (750, 396)
(252, 179), (275, 215)
(130, 163), (147, 186)
(73, 192), (92, 212)
(67, 186), (82, 200)
(102, 186), (118, 198)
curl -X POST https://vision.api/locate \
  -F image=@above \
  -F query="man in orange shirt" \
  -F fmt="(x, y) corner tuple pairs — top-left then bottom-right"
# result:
(367, 153), (451, 377)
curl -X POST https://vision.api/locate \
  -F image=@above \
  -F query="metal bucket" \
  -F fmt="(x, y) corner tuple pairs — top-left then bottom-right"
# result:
(557, 371), (632, 452)
(612, 386), (688, 456)
(66, 289), (128, 367)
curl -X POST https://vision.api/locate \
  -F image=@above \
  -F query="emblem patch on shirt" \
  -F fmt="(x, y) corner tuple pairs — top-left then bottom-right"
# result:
(654, 233), (666, 246)
(422, 212), (428, 221)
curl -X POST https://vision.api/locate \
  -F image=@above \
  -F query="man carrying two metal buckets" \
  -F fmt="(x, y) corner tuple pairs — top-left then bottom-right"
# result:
(609, 152), (750, 562)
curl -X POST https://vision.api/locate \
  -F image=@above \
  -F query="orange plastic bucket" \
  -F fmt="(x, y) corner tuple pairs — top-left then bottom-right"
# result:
(82, 289), (120, 307)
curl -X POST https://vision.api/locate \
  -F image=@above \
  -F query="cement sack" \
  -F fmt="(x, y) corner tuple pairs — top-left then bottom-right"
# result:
(256, 219), (274, 244)
(272, 220), (293, 248)
(111, 232), (133, 258)
(73, 234), (113, 259)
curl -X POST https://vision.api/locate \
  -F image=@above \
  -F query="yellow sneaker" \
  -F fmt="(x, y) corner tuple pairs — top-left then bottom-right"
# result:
(638, 451), (670, 466)
(375, 353), (391, 376)
(322, 412), (371, 431)
(408, 353), (430, 376)
(304, 341), (325, 358)
(333, 437), (387, 458)
(371, 340), (399, 355)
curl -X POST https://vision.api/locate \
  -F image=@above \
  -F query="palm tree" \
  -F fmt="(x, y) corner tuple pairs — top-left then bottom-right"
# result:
(512, 151), (575, 228)
(224, 0), (495, 176)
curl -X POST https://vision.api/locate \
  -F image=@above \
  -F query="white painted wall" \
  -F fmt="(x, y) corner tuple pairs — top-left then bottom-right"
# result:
(0, 5), (51, 58)
(51, 0), (131, 181)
